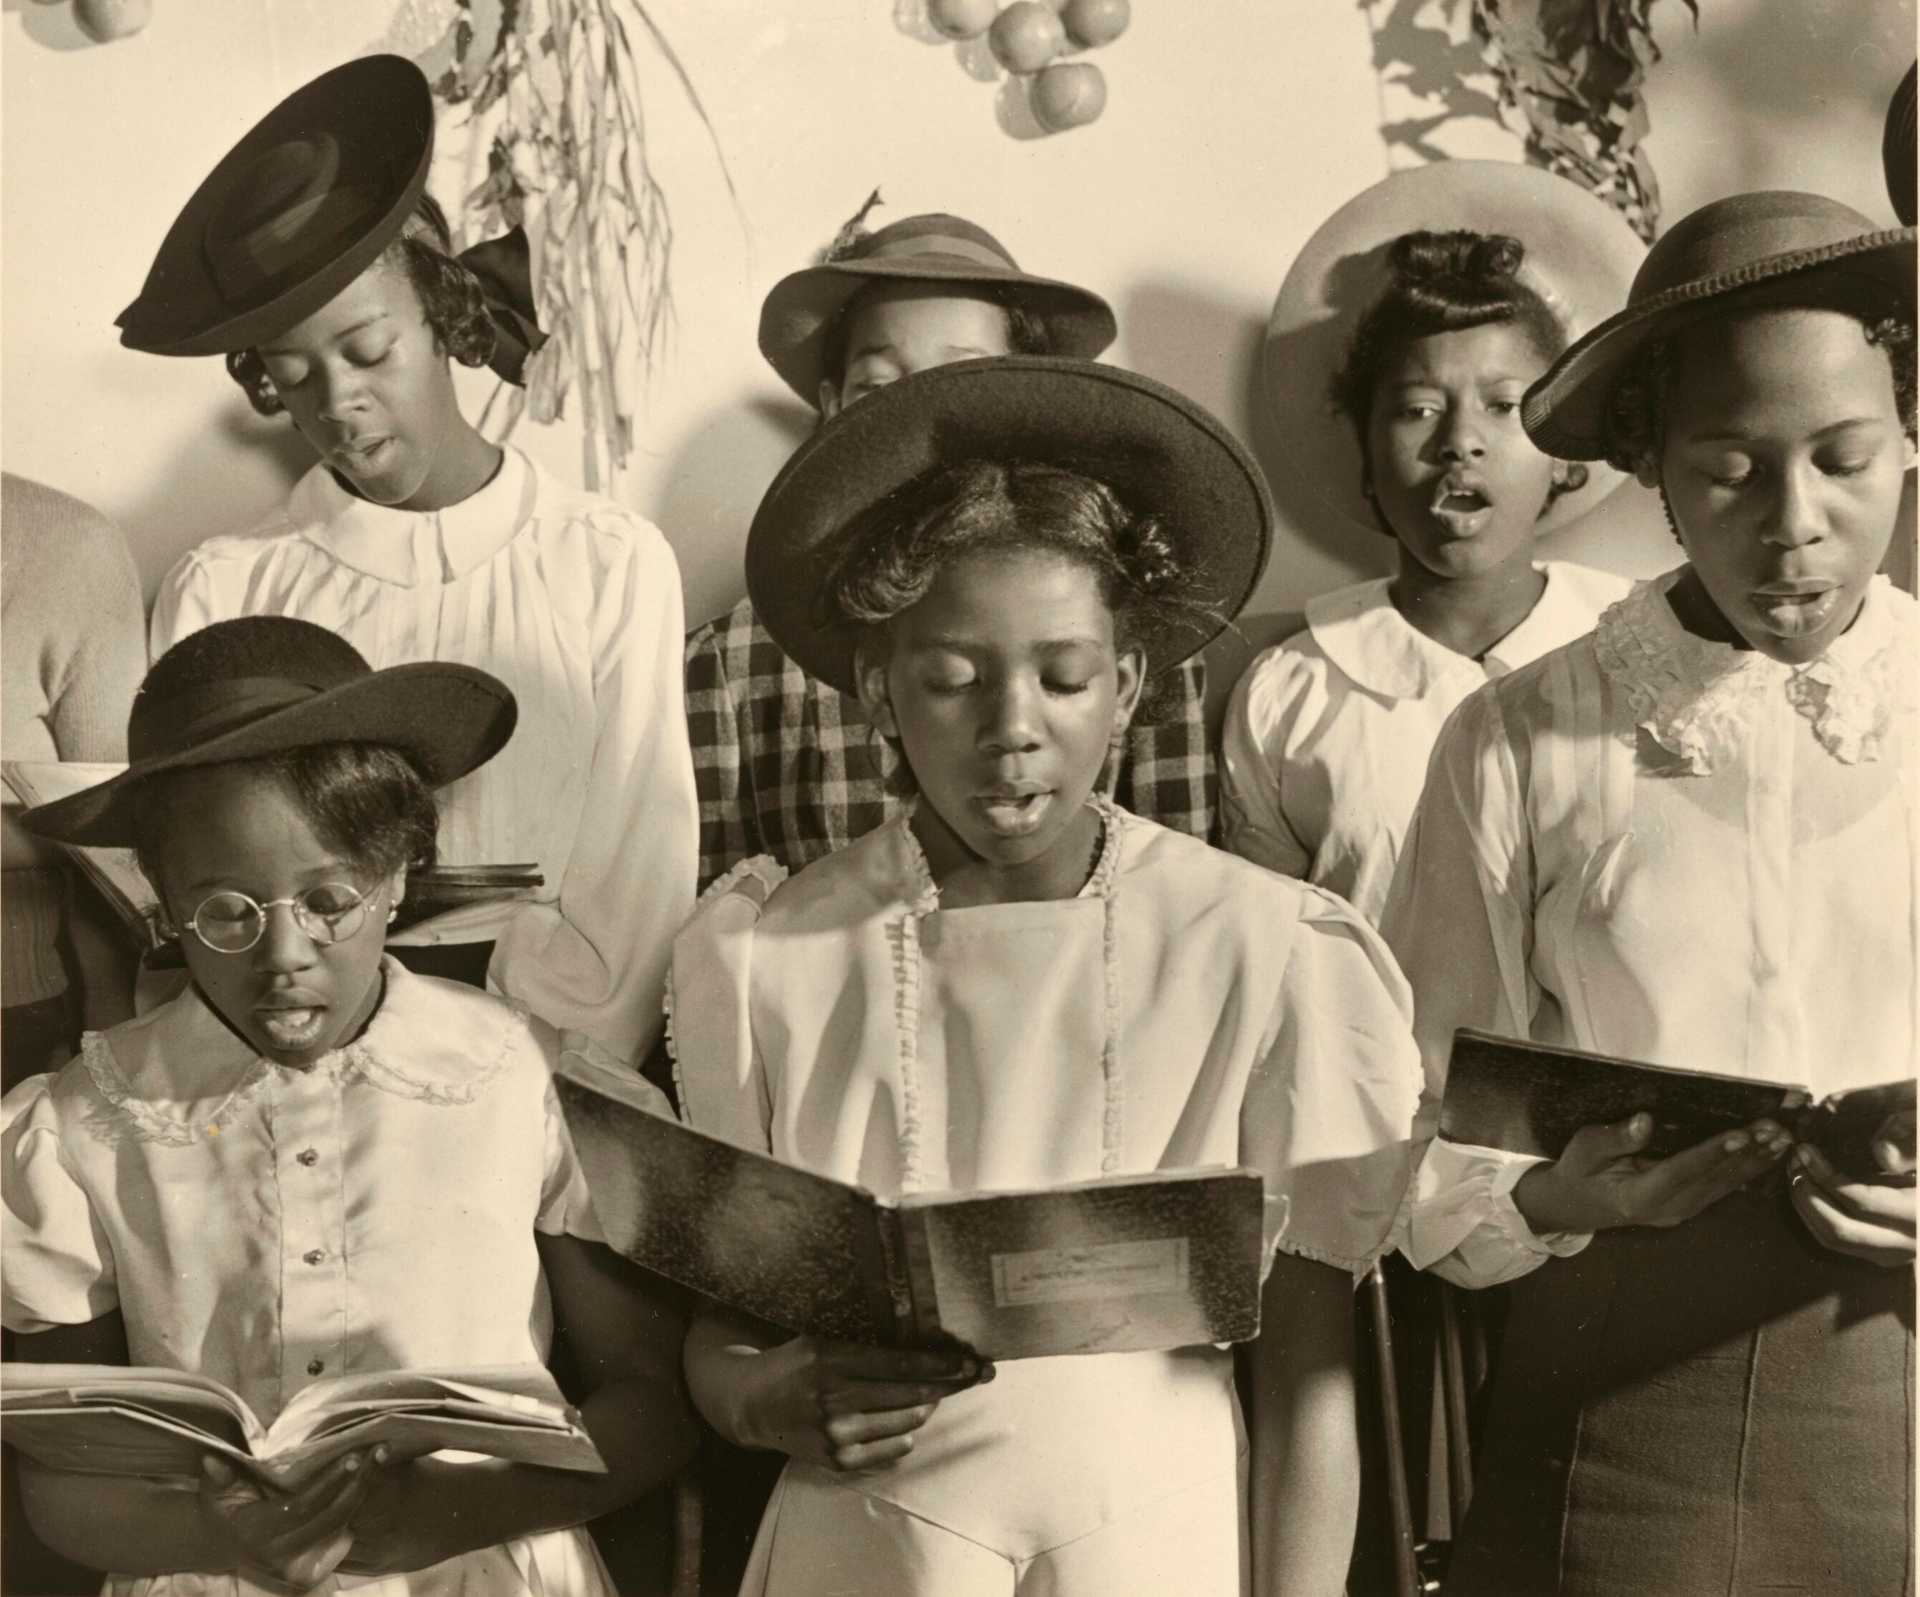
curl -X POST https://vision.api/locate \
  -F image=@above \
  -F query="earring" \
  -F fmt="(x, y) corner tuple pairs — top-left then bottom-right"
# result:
(386, 907), (399, 924)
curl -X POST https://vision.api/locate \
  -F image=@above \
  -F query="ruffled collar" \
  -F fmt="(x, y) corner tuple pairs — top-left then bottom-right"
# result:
(1592, 570), (1915, 773)
(1308, 562), (1618, 699)
(76, 958), (524, 1148)
(285, 446), (534, 586)
(887, 792), (1129, 915)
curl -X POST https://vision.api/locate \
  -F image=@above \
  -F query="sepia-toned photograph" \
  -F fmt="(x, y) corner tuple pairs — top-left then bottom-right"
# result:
(0, 1), (1914, 1592)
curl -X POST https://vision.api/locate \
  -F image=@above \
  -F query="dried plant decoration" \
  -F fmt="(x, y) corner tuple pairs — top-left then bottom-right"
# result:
(398, 0), (735, 490)
(1473, 0), (1699, 242)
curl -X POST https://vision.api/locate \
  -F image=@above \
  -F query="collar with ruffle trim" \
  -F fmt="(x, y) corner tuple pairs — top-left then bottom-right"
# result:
(76, 957), (528, 1148)
(1592, 570), (1915, 773)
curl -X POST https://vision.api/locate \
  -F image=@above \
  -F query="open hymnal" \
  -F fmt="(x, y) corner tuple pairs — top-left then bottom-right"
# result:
(555, 1051), (1267, 1360)
(0, 1364), (604, 1488)
(1441, 1028), (1916, 1181)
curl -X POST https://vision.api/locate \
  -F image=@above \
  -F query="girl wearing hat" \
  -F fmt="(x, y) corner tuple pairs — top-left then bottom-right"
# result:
(1387, 191), (1916, 1594)
(130, 56), (696, 1068)
(1221, 163), (1639, 923)
(2, 617), (696, 1594)
(670, 357), (1421, 1596)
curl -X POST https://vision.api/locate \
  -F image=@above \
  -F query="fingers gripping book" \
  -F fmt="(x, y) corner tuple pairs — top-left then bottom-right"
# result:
(555, 1051), (1268, 1360)
(1441, 1028), (1917, 1182)
(0, 1364), (605, 1488)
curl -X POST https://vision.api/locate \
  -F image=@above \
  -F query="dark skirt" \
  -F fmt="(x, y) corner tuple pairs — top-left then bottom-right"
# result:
(1447, 1181), (1914, 1597)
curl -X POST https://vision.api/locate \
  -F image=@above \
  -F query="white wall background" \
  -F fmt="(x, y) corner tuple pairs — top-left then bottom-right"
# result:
(3, 0), (1912, 707)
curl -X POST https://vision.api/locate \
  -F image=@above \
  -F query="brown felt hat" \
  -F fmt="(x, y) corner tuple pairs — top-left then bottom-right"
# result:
(1523, 190), (1917, 461)
(116, 55), (434, 356)
(758, 212), (1117, 405)
(24, 617), (516, 846)
(1265, 160), (1646, 538)
(746, 356), (1273, 696)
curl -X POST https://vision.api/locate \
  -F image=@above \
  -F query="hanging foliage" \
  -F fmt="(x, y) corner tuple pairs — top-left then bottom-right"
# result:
(411, 0), (731, 490)
(1473, 0), (1699, 242)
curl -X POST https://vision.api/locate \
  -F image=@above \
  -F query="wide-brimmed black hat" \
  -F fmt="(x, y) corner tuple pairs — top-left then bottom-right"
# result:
(758, 212), (1117, 404)
(25, 617), (517, 846)
(116, 55), (434, 356)
(746, 356), (1273, 696)
(1524, 191), (1917, 461)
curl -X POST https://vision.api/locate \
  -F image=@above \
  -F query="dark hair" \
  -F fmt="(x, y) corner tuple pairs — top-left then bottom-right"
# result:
(1602, 308), (1919, 472)
(817, 286), (1051, 398)
(1333, 230), (1569, 431)
(225, 193), (496, 417)
(132, 744), (440, 905)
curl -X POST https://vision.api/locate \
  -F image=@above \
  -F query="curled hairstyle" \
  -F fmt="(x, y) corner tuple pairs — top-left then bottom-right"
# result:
(825, 458), (1212, 738)
(1333, 231), (1569, 427)
(1602, 308), (1919, 473)
(226, 193), (497, 417)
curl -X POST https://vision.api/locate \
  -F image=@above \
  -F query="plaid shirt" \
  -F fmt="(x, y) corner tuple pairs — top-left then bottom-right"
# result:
(687, 596), (1215, 891)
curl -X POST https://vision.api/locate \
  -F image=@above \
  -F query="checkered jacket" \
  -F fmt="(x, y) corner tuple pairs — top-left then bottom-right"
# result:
(687, 597), (1216, 892)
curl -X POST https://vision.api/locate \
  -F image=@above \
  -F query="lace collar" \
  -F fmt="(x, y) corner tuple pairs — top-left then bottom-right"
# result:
(1592, 570), (1915, 773)
(286, 446), (534, 586)
(77, 958), (525, 1148)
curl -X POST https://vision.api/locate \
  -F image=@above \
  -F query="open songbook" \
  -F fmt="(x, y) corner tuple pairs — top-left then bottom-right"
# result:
(0, 1364), (605, 1488)
(1441, 1028), (1917, 1181)
(555, 1051), (1268, 1360)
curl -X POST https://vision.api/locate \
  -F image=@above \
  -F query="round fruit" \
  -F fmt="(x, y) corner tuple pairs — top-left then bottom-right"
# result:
(1031, 60), (1107, 131)
(926, 0), (999, 41)
(75, 0), (152, 41)
(988, 1), (1066, 75)
(1061, 0), (1129, 48)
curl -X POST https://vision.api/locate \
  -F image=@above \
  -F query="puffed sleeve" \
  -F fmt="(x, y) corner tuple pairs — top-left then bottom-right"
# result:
(2, 1075), (117, 1332)
(666, 859), (786, 1154)
(147, 549), (219, 662)
(1242, 885), (1422, 1281)
(1219, 646), (1315, 879)
(489, 515), (699, 1064)
(1381, 688), (1592, 1288)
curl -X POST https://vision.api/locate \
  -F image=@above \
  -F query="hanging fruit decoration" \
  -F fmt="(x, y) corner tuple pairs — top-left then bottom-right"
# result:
(73, 0), (152, 43)
(917, 0), (1128, 135)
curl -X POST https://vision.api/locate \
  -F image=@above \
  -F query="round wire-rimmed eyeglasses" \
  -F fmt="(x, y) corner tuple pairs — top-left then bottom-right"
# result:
(185, 882), (382, 955)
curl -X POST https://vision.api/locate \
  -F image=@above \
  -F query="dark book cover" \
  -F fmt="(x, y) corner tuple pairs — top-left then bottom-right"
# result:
(556, 1052), (1267, 1358)
(1441, 1028), (1915, 1181)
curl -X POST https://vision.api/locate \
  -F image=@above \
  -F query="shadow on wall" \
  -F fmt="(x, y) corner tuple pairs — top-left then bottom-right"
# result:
(1124, 275), (1380, 726)
(122, 402), (314, 598)
(3, 0), (93, 53)
(657, 394), (812, 630)
(1361, 0), (1507, 165)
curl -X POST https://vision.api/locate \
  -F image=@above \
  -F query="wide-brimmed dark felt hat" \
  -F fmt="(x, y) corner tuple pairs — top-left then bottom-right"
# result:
(1524, 190), (1917, 461)
(1887, 64), (1917, 228)
(758, 213), (1117, 404)
(116, 55), (434, 356)
(746, 356), (1273, 696)
(1265, 161), (1646, 538)
(25, 617), (517, 846)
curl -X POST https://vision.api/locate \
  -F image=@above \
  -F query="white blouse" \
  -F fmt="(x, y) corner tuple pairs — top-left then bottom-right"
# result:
(2, 957), (635, 1597)
(149, 449), (698, 1063)
(1384, 573), (1918, 1287)
(669, 802), (1422, 1551)
(1220, 561), (1632, 922)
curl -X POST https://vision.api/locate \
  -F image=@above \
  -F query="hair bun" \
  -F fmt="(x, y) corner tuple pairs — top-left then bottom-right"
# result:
(1389, 229), (1526, 286)
(1115, 514), (1183, 597)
